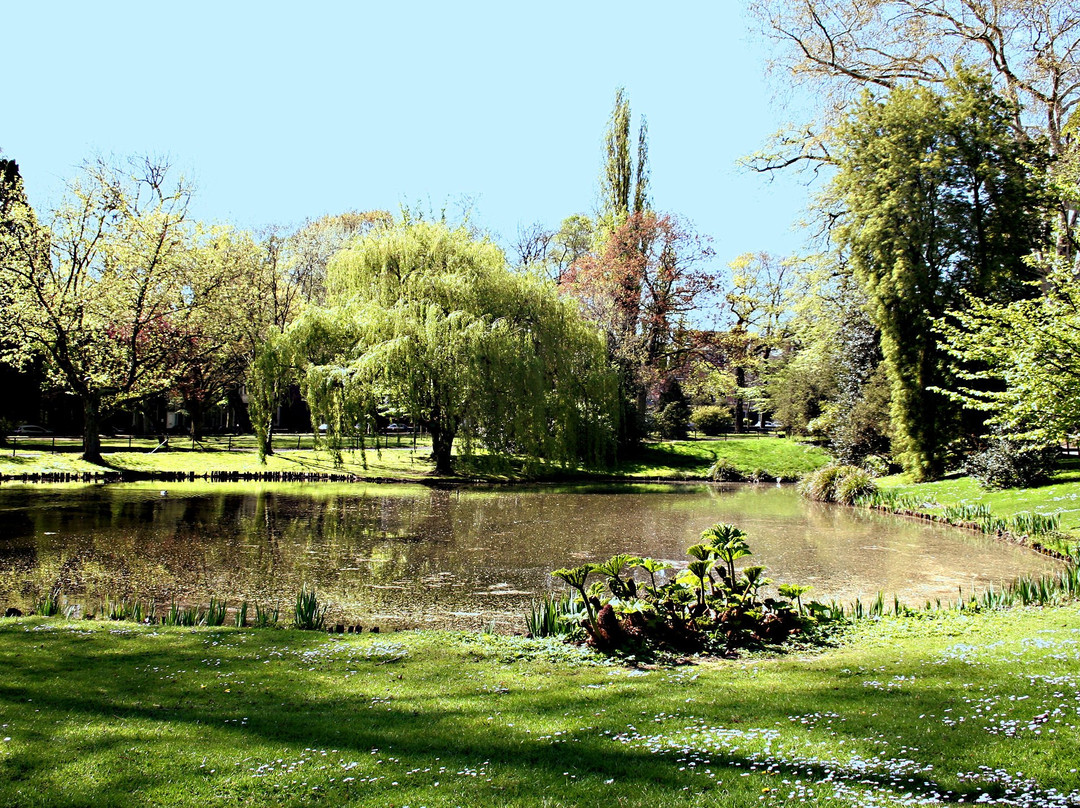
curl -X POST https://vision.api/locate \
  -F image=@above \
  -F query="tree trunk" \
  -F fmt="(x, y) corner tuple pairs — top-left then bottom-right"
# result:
(81, 395), (103, 464)
(428, 423), (455, 475)
(259, 421), (275, 458)
(733, 366), (746, 434)
(187, 398), (204, 441)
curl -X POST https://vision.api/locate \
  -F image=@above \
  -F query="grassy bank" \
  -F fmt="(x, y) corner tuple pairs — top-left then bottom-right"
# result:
(0, 437), (830, 483)
(0, 608), (1078, 807)
(612, 437), (830, 481)
(876, 460), (1080, 544)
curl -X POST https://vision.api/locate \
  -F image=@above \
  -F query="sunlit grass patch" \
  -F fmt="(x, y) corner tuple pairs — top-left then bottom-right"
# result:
(0, 607), (1077, 806)
(615, 438), (831, 481)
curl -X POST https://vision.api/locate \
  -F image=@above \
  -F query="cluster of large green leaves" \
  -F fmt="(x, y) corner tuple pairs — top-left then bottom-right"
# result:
(552, 523), (826, 654)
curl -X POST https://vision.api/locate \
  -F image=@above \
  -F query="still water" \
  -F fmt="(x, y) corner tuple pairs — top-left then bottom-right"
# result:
(0, 481), (1059, 630)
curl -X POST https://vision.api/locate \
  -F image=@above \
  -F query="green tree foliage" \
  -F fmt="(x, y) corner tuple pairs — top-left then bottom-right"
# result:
(260, 220), (619, 474)
(0, 157), (239, 462)
(599, 87), (649, 231)
(760, 263), (892, 459)
(939, 259), (1080, 446)
(719, 252), (797, 432)
(764, 349), (836, 437)
(0, 158), (46, 318)
(511, 214), (595, 283)
(832, 73), (1050, 479)
(171, 228), (304, 440)
(284, 210), (393, 305)
(936, 117), (1080, 450)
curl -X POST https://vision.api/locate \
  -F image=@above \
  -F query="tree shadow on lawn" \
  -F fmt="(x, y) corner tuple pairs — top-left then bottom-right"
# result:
(0, 628), (1051, 806)
(615, 445), (717, 475)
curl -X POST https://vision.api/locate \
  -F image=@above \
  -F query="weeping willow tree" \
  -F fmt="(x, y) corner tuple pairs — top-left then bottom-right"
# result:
(254, 220), (619, 474)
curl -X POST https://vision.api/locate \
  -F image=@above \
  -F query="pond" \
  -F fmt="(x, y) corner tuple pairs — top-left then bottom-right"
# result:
(0, 481), (1059, 631)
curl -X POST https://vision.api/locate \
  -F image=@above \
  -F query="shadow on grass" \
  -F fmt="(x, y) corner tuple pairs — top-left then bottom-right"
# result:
(613, 444), (717, 475)
(0, 625), (1052, 806)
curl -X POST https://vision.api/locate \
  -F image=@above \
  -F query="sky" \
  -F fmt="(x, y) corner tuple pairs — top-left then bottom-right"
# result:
(4, 1), (820, 263)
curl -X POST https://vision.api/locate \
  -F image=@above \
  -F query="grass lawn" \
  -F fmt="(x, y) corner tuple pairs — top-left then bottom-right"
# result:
(0, 607), (1078, 806)
(0, 437), (830, 484)
(0, 446), (436, 480)
(604, 437), (830, 481)
(879, 459), (1080, 537)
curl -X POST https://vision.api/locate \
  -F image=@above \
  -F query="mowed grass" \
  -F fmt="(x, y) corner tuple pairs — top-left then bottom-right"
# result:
(2, 607), (1078, 807)
(613, 437), (831, 480)
(0, 446), (436, 480)
(879, 459), (1080, 535)
(0, 437), (830, 483)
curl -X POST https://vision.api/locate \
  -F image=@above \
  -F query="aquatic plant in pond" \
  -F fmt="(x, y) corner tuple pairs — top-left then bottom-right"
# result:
(205, 597), (228, 627)
(165, 602), (202, 626)
(104, 596), (155, 623)
(525, 593), (583, 638)
(293, 586), (328, 631)
(547, 522), (839, 655)
(35, 590), (61, 617)
(254, 602), (279, 628)
(551, 565), (598, 630)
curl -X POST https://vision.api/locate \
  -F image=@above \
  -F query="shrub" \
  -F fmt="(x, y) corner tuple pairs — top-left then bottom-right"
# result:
(798, 464), (875, 503)
(965, 438), (1058, 489)
(691, 406), (731, 436)
(706, 457), (744, 482)
(833, 467), (876, 504)
(797, 464), (845, 501)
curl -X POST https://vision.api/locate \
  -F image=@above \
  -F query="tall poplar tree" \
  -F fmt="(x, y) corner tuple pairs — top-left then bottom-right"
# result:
(599, 88), (650, 230)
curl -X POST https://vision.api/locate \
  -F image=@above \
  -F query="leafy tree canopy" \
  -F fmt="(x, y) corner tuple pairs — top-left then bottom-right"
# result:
(0, 156), (245, 462)
(831, 71), (1050, 478)
(259, 220), (619, 474)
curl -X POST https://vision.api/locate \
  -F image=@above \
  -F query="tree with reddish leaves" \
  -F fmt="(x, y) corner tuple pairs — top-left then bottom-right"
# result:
(562, 211), (716, 444)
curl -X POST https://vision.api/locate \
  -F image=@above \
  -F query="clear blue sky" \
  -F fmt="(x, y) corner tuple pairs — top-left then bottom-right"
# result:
(5, 1), (816, 262)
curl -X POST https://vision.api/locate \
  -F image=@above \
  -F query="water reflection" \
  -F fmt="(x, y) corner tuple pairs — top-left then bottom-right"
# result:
(0, 482), (1059, 630)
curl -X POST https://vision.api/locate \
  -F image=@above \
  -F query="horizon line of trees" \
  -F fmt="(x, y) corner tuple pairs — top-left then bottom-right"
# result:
(4, 0), (1080, 483)
(0, 87), (795, 472)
